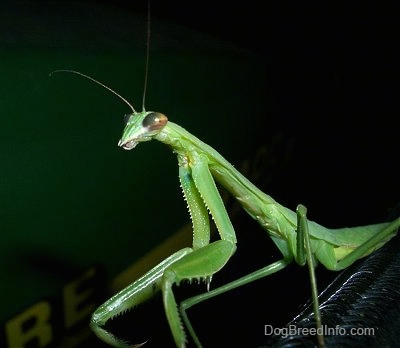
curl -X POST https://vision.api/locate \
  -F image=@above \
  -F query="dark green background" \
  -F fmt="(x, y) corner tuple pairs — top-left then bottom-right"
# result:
(1, 1), (399, 347)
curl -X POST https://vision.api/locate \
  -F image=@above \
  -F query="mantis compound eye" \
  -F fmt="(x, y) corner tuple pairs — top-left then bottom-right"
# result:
(142, 112), (168, 131)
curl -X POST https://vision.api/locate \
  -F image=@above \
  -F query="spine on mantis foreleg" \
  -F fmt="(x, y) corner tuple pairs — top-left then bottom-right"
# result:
(179, 163), (210, 250)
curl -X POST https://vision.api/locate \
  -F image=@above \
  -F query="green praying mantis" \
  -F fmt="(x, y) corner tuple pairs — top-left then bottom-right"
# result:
(50, 5), (400, 343)
(51, 68), (400, 348)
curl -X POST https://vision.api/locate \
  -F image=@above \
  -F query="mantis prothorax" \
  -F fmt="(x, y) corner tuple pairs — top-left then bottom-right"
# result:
(51, 69), (400, 348)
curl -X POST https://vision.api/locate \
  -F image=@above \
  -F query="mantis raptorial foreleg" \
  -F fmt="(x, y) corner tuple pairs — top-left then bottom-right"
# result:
(91, 150), (238, 347)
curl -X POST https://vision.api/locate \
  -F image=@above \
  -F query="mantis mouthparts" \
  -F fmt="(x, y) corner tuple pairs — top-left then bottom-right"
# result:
(118, 139), (138, 150)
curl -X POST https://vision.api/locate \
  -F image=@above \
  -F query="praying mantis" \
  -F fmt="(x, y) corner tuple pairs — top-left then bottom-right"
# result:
(51, 69), (399, 348)
(50, 6), (400, 348)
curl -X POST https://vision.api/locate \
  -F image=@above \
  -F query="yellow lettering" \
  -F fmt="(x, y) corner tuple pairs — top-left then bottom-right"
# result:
(5, 301), (52, 347)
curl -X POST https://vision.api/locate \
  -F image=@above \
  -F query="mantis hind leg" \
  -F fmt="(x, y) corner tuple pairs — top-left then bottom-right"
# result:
(334, 216), (400, 271)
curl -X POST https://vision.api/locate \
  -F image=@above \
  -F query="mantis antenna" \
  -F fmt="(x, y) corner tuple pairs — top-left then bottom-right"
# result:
(49, 70), (137, 113)
(142, 0), (151, 111)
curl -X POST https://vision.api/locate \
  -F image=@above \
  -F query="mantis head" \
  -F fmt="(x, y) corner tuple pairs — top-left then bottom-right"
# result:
(49, 70), (168, 150)
(118, 111), (168, 150)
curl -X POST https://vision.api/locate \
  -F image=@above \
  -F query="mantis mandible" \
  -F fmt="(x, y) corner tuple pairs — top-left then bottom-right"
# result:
(51, 69), (400, 348)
